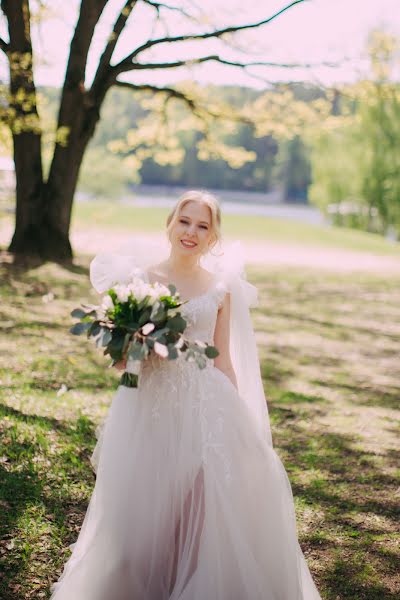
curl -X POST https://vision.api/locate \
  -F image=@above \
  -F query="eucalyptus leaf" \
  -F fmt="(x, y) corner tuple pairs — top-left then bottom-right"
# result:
(137, 296), (150, 311)
(150, 301), (161, 321)
(128, 341), (143, 361)
(205, 345), (219, 359)
(168, 283), (177, 296)
(70, 321), (91, 335)
(167, 345), (178, 360)
(168, 315), (186, 333)
(153, 306), (166, 324)
(70, 308), (87, 319)
(98, 328), (112, 347)
(138, 307), (152, 326)
(195, 355), (207, 369)
(88, 322), (101, 337)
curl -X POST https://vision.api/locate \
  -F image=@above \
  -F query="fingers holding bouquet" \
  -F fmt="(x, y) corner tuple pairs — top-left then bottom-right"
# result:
(70, 277), (219, 388)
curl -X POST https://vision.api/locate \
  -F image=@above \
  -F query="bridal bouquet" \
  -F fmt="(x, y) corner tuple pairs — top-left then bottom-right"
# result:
(70, 276), (219, 388)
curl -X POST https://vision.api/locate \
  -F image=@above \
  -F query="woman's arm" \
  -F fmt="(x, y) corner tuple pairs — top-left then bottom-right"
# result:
(213, 292), (238, 390)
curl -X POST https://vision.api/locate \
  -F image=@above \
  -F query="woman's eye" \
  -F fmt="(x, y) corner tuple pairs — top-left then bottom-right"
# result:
(179, 219), (189, 225)
(199, 225), (208, 230)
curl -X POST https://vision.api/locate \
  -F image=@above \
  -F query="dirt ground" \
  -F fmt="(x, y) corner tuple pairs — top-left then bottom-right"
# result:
(70, 228), (400, 274)
(1, 222), (400, 273)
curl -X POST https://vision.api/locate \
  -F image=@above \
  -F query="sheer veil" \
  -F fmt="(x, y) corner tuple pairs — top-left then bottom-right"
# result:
(202, 241), (273, 447)
(89, 239), (273, 447)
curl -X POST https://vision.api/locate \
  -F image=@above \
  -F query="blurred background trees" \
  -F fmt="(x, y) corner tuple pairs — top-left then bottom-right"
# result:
(0, 0), (399, 262)
(0, 0), (308, 261)
(308, 31), (400, 237)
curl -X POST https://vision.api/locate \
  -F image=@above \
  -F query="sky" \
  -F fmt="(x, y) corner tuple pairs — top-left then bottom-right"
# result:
(0, 0), (399, 89)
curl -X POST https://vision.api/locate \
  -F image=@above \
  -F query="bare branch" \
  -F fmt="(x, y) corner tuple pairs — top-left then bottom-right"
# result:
(91, 0), (139, 95)
(114, 0), (306, 71)
(113, 79), (253, 125)
(113, 80), (197, 111)
(141, 0), (197, 21)
(0, 36), (9, 54)
(115, 54), (343, 76)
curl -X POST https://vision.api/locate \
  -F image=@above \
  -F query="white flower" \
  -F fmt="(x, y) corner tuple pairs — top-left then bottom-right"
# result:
(142, 322), (155, 335)
(97, 307), (106, 320)
(154, 341), (168, 358)
(101, 295), (114, 311)
(175, 336), (184, 349)
(113, 284), (130, 303)
(152, 282), (170, 299)
(127, 278), (148, 302)
(168, 307), (180, 318)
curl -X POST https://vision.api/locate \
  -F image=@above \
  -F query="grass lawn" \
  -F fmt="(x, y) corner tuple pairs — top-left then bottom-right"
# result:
(71, 200), (400, 256)
(0, 256), (399, 599)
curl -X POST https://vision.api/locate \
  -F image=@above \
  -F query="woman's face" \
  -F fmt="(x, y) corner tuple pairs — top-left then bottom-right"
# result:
(169, 200), (214, 257)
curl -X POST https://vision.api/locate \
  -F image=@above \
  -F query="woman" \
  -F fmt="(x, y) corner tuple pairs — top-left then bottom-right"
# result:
(50, 190), (322, 599)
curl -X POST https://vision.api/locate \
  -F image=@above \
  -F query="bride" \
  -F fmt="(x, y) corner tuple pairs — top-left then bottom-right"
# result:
(50, 190), (322, 600)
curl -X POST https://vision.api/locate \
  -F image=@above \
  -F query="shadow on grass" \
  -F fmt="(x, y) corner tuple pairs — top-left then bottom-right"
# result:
(271, 413), (399, 599)
(0, 402), (97, 600)
(313, 379), (400, 411)
(261, 308), (400, 343)
(0, 254), (89, 277)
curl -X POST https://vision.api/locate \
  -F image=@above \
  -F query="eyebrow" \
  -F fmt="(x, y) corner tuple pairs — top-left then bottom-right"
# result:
(180, 214), (210, 225)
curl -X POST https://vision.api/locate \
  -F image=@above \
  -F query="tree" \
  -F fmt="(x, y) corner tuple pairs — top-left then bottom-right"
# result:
(0, 0), (306, 261)
(308, 31), (400, 237)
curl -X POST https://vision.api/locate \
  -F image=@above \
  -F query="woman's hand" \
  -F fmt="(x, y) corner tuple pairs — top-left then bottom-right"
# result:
(114, 347), (128, 371)
(114, 358), (127, 371)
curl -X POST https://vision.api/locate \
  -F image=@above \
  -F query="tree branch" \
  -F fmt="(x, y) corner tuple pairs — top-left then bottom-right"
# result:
(141, 0), (198, 21)
(0, 36), (9, 54)
(115, 54), (338, 75)
(113, 79), (253, 125)
(63, 0), (108, 90)
(91, 0), (139, 97)
(114, 0), (306, 71)
(113, 80), (197, 111)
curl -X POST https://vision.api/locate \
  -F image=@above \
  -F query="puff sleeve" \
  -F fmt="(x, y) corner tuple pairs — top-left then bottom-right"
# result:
(89, 253), (144, 293)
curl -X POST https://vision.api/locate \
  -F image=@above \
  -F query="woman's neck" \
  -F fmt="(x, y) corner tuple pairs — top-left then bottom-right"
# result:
(165, 250), (201, 276)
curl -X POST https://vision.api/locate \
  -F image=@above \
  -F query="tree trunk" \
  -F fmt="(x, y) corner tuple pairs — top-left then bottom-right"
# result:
(2, 0), (47, 258)
(4, 0), (108, 261)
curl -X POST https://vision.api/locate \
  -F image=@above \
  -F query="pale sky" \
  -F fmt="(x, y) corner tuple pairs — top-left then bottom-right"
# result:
(0, 0), (399, 89)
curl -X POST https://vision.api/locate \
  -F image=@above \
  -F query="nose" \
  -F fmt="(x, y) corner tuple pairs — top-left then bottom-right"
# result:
(187, 223), (196, 237)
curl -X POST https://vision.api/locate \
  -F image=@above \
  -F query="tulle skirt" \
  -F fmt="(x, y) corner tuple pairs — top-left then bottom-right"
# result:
(50, 358), (321, 600)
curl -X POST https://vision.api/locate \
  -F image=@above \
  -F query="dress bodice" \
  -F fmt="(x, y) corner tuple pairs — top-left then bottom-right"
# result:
(142, 270), (227, 345)
(179, 279), (226, 344)
(138, 275), (226, 382)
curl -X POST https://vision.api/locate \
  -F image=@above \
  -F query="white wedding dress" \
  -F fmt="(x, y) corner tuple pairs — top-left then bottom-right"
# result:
(50, 248), (322, 600)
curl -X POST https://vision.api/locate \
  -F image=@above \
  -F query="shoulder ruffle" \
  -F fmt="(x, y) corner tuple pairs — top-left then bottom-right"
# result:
(89, 253), (146, 294)
(204, 241), (258, 308)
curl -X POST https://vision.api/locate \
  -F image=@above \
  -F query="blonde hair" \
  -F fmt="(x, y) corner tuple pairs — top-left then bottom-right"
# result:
(166, 190), (222, 250)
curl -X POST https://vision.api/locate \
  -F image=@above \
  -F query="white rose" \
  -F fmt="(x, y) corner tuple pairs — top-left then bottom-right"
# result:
(127, 279), (147, 302)
(154, 341), (168, 358)
(150, 282), (170, 300)
(101, 295), (114, 312)
(114, 284), (130, 303)
(142, 322), (155, 335)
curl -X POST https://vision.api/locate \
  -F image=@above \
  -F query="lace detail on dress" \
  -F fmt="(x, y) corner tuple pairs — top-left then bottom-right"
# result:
(194, 391), (232, 485)
(138, 283), (232, 484)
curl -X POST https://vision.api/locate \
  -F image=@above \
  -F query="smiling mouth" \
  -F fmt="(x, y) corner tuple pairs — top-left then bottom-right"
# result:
(181, 239), (197, 248)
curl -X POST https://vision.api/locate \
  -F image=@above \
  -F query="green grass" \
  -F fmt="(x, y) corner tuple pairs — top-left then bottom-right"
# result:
(0, 257), (399, 599)
(71, 200), (400, 256)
